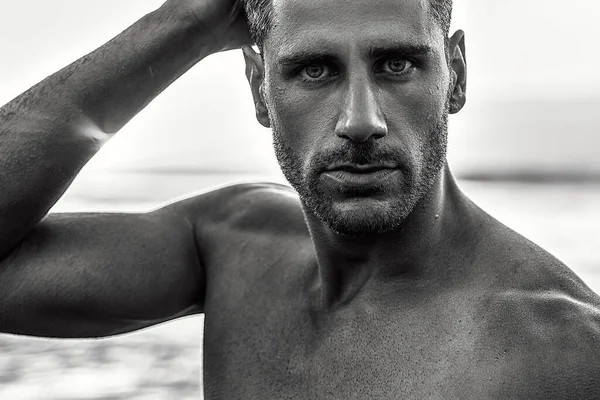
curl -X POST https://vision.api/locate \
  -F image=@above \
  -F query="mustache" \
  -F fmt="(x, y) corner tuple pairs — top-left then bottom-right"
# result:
(310, 141), (410, 172)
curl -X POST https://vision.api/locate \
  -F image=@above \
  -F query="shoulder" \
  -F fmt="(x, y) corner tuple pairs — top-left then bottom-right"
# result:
(471, 210), (600, 392)
(157, 181), (309, 238)
(166, 183), (315, 311)
(478, 250), (600, 393)
(479, 222), (600, 358)
(470, 203), (597, 302)
(481, 286), (600, 397)
(485, 286), (600, 346)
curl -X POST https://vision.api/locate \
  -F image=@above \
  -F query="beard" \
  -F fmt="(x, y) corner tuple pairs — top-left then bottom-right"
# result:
(272, 114), (449, 237)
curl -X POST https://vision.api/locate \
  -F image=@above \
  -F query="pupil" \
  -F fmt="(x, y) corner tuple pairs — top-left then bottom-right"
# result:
(389, 60), (406, 72)
(306, 65), (324, 78)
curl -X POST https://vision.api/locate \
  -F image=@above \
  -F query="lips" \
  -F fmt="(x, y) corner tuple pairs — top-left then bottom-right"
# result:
(322, 164), (401, 187)
(325, 163), (398, 173)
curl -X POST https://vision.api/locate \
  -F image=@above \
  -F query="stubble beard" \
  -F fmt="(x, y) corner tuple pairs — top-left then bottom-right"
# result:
(272, 115), (449, 237)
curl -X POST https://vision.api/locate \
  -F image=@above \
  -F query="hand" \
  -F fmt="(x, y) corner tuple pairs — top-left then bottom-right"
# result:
(162, 0), (253, 52)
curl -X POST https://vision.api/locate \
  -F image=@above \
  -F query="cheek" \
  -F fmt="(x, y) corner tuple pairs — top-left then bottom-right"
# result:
(267, 81), (339, 159)
(380, 73), (449, 140)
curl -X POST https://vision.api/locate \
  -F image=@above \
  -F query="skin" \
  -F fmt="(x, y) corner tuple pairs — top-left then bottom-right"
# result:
(0, 0), (599, 399)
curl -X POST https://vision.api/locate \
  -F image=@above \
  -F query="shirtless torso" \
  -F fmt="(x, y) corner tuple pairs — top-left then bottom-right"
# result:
(1, 0), (599, 399)
(197, 183), (600, 399)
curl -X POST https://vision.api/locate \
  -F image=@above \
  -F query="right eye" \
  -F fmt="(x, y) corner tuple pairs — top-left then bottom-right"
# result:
(298, 64), (337, 82)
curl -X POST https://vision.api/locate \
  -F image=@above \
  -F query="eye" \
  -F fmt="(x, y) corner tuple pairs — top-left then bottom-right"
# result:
(377, 58), (415, 75)
(298, 63), (337, 82)
(305, 64), (325, 79)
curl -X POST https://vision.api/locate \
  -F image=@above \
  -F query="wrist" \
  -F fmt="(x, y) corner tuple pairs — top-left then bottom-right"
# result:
(152, 3), (222, 58)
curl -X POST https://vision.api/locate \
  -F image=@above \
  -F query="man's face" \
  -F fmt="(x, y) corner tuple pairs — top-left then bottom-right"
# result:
(261, 0), (454, 236)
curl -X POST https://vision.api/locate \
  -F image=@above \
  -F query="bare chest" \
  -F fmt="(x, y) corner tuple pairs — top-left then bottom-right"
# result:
(198, 238), (592, 399)
(201, 291), (505, 400)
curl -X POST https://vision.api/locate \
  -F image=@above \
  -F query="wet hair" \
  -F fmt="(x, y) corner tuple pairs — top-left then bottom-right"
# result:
(241, 0), (453, 49)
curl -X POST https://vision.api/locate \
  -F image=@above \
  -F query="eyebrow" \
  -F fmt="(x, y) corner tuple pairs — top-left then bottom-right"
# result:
(367, 43), (434, 59)
(278, 51), (337, 66)
(277, 43), (434, 66)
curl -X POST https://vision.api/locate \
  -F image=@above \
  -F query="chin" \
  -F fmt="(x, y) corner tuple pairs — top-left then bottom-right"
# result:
(313, 196), (414, 237)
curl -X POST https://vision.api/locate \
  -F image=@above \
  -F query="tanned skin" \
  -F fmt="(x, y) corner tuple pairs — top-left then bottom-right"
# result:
(1, 0), (599, 399)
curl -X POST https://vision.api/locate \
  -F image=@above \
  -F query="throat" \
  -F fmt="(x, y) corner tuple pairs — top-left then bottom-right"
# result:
(311, 238), (436, 309)
(315, 253), (375, 308)
(306, 169), (473, 309)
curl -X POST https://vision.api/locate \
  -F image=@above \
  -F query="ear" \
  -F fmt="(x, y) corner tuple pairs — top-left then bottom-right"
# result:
(242, 45), (271, 128)
(447, 30), (467, 114)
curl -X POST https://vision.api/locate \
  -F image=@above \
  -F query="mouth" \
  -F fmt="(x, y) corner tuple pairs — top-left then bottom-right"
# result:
(322, 164), (401, 187)
(325, 163), (398, 173)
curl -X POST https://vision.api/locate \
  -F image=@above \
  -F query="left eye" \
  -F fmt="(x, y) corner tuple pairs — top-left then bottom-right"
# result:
(304, 65), (325, 79)
(379, 59), (413, 74)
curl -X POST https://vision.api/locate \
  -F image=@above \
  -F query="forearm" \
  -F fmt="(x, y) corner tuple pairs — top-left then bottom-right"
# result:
(0, 5), (216, 256)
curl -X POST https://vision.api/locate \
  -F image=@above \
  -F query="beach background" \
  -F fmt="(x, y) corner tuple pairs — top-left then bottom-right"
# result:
(1, 0), (600, 398)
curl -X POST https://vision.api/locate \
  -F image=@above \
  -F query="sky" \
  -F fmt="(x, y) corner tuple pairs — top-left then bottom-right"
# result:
(1, 0), (600, 178)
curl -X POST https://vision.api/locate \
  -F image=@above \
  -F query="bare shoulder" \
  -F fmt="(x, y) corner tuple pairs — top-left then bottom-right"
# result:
(165, 181), (308, 236)
(158, 182), (311, 264)
(484, 282), (600, 354)
(481, 284), (600, 397)
(168, 182), (315, 315)
(471, 204), (599, 304)
(463, 207), (600, 395)
(474, 216), (600, 395)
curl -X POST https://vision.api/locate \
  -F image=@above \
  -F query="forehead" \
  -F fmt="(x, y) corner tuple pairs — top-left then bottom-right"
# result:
(266, 0), (441, 57)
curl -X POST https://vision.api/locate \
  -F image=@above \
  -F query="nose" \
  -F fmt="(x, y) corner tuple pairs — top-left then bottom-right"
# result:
(335, 77), (388, 143)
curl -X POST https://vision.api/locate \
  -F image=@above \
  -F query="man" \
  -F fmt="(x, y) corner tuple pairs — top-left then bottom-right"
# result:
(0, 0), (599, 398)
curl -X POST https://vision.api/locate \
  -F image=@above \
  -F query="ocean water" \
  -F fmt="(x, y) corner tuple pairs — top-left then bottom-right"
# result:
(0, 172), (599, 399)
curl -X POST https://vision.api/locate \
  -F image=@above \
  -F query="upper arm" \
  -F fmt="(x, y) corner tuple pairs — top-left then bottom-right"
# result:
(0, 181), (301, 339)
(0, 205), (204, 338)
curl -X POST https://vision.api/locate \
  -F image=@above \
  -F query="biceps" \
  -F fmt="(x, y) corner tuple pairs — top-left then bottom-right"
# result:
(0, 212), (204, 337)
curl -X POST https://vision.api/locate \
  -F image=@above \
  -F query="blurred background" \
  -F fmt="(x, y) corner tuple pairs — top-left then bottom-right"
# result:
(1, 0), (599, 398)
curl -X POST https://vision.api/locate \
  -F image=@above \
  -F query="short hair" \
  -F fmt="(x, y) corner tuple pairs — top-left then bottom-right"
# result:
(241, 0), (453, 50)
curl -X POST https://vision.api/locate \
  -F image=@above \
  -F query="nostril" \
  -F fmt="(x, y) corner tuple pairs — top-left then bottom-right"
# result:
(335, 122), (387, 143)
(372, 131), (386, 140)
(336, 130), (386, 143)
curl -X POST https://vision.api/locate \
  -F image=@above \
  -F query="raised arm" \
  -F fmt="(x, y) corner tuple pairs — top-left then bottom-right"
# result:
(0, 0), (251, 338)
(0, 0), (249, 257)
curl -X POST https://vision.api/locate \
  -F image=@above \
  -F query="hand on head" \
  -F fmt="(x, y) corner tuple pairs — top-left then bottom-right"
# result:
(162, 0), (253, 52)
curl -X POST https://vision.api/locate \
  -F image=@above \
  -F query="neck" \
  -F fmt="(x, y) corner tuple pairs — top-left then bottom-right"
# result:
(304, 166), (475, 309)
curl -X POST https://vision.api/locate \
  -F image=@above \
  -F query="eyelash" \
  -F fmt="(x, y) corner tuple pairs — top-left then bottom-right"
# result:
(296, 58), (418, 83)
